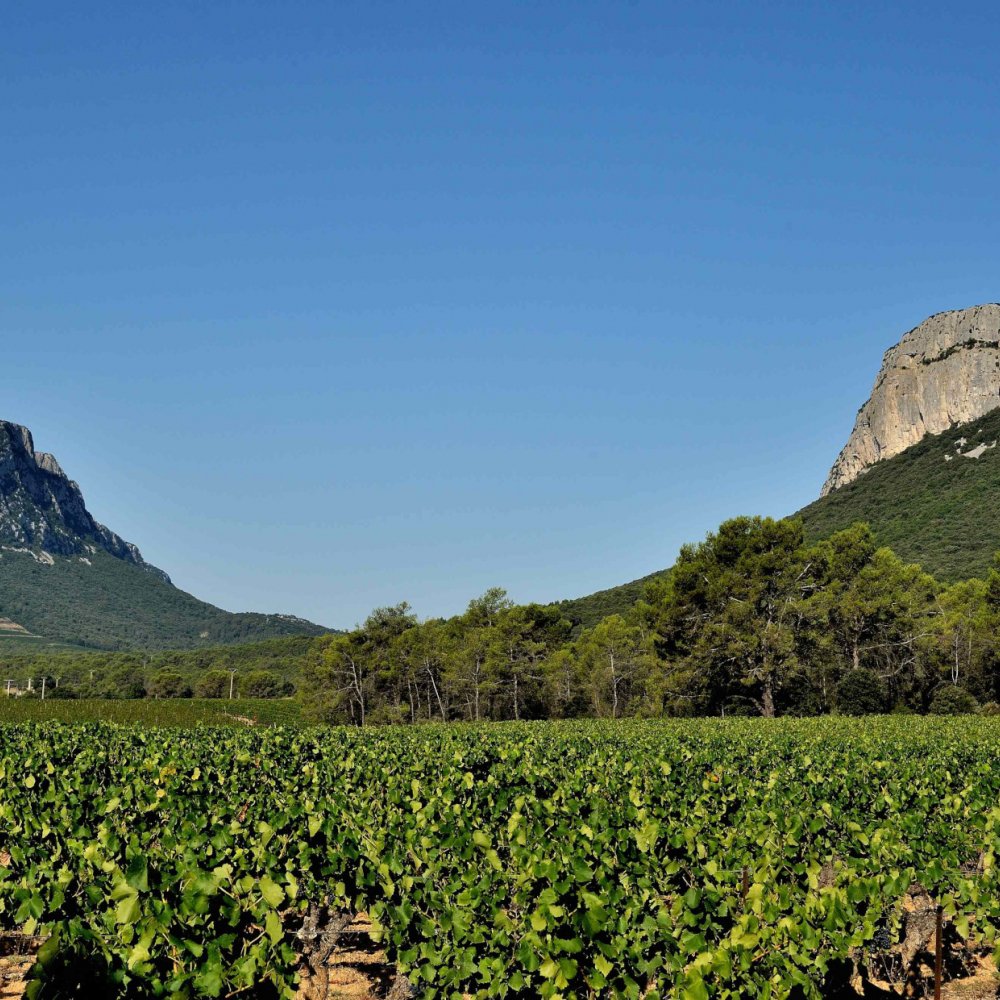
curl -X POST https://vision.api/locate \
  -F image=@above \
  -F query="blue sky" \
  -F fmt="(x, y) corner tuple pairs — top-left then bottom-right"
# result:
(2, 1), (998, 627)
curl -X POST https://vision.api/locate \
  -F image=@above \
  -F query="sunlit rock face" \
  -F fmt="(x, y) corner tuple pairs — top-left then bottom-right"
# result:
(0, 420), (169, 581)
(822, 304), (1000, 495)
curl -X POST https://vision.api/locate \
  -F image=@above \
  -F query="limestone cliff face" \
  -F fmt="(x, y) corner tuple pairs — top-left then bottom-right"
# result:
(822, 304), (1000, 495)
(0, 420), (170, 582)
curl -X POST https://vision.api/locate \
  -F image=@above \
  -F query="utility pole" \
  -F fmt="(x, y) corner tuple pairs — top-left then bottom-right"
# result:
(41, 677), (46, 701)
(4, 680), (11, 698)
(229, 670), (237, 700)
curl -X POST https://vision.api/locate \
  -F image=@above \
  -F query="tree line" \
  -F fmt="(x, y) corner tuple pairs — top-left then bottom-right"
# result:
(0, 636), (313, 700)
(301, 518), (1000, 722)
(9, 516), (1000, 718)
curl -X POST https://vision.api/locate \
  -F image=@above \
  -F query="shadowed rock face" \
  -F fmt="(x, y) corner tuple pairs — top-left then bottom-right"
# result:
(0, 421), (170, 582)
(823, 304), (1000, 495)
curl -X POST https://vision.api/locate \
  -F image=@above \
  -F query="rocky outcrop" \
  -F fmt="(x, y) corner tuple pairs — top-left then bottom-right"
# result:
(0, 421), (170, 582)
(822, 304), (1000, 495)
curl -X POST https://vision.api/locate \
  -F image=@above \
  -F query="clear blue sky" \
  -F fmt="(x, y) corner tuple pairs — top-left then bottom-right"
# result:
(2, 1), (998, 627)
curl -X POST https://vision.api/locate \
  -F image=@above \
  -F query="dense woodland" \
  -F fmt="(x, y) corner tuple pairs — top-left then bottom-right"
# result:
(299, 517), (1000, 722)
(9, 516), (1000, 719)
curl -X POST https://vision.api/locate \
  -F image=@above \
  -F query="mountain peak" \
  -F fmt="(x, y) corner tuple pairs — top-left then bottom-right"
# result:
(0, 420), (168, 581)
(0, 420), (331, 649)
(33, 451), (64, 476)
(822, 303), (1000, 495)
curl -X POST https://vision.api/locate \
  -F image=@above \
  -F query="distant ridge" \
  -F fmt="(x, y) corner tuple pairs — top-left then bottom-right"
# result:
(0, 420), (330, 649)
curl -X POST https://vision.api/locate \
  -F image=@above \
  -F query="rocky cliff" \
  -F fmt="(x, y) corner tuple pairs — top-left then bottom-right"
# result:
(0, 421), (169, 580)
(0, 419), (330, 648)
(822, 304), (1000, 495)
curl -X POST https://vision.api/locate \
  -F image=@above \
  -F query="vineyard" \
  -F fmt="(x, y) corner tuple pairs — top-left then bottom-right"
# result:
(3, 718), (1000, 998)
(0, 699), (304, 728)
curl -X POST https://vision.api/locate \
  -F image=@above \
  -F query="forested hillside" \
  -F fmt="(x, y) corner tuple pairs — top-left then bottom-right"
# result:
(798, 406), (1000, 580)
(0, 548), (329, 650)
(549, 569), (666, 632)
(297, 517), (1000, 722)
(552, 408), (1000, 630)
(0, 419), (330, 649)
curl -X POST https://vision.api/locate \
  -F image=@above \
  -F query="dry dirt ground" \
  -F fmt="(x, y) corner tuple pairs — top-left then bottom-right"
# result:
(942, 956), (1000, 1000)
(0, 933), (40, 1000)
(856, 955), (999, 998)
(297, 913), (413, 1000)
(844, 961), (998, 998)
(2, 913), (998, 999)
(298, 910), (1000, 1000)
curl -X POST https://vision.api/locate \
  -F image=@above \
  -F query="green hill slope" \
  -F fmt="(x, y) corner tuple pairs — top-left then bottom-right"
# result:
(555, 407), (1000, 627)
(796, 407), (1000, 581)
(0, 548), (330, 650)
(0, 419), (331, 650)
(550, 570), (668, 632)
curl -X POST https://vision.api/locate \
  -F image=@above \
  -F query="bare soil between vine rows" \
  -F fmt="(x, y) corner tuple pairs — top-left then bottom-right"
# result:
(0, 933), (41, 1000)
(296, 913), (415, 1000)
(2, 913), (998, 999)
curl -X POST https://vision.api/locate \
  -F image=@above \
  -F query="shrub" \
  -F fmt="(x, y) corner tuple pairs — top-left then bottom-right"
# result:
(780, 676), (823, 717)
(368, 702), (411, 725)
(835, 670), (886, 716)
(240, 670), (288, 699)
(720, 696), (759, 718)
(147, 671), (192, 699)
(195, 670), (231, 699)
(119, 679), (147, 700)
(981, 701), (1000, 716)
(929, 685), (979, 715)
